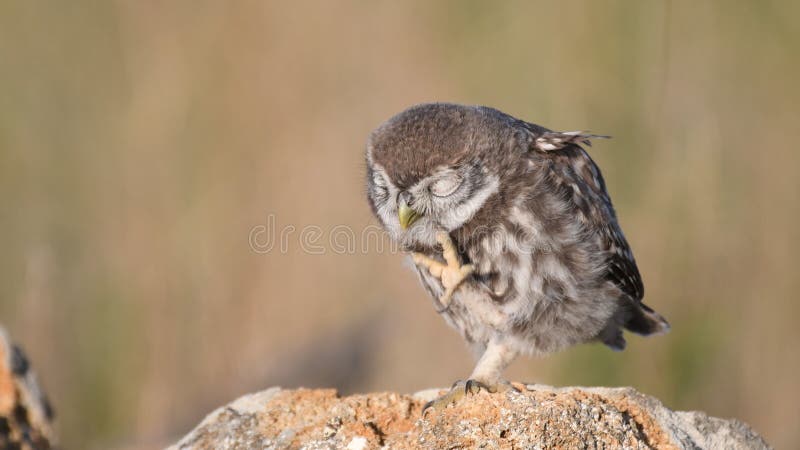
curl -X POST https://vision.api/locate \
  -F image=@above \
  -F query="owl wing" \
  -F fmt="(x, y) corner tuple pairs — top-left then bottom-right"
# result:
(539, 142), (645, 302)
(601, 222), (645, 301)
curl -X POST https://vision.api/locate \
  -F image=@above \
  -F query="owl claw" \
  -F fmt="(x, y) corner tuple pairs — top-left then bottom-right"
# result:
(421, 379), (516, 416)
(412, 232), (474, 308)
(439, 263), (474, 307)
(422, 380), (468, 416)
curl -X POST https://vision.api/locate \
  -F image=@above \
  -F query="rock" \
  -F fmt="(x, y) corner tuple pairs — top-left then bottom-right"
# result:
(0, 326), (56, 450)
(170, 384), (769, 450)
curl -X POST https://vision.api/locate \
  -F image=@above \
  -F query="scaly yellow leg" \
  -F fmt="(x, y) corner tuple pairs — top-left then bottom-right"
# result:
(412, 232), (475, 307)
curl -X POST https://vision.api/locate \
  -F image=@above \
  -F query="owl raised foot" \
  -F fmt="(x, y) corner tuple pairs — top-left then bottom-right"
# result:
(412, 231), (474, 309)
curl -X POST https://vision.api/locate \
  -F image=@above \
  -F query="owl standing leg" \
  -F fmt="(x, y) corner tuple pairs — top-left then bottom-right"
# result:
(422, 341), (518, 415)
(467, 340), (518, 391)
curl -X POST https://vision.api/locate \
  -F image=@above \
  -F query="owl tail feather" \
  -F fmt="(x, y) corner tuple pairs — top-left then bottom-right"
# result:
(624, 302), (671, 336)
(533, 131), (610, 152)
(600, 302), (670, 351)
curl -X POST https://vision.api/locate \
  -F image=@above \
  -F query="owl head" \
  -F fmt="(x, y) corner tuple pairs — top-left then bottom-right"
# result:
(366, 103), (531, 250)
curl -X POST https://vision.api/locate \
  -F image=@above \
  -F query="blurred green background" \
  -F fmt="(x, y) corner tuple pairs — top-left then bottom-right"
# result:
(1, 1), (798, 448)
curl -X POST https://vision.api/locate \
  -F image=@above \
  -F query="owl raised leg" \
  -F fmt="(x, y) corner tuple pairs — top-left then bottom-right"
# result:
(412, 231), (475, 308)
(422, 341), (518, 415)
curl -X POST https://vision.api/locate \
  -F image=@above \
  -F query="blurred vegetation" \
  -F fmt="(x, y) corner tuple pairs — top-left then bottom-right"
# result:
(1, 1), (798, 448)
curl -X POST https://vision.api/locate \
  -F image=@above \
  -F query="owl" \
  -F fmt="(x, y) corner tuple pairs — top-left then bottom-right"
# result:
(365, 103), (669, 410)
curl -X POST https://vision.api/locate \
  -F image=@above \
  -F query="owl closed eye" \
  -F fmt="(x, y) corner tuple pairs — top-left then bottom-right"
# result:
(429, 173), (463, 197)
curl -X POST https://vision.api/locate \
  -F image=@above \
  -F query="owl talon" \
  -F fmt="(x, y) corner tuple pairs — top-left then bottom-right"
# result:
(412, 233), (474, 308)
(422, 380), (468, 416)
(465, 379), (491, 394)
(422, 379), (513, 416)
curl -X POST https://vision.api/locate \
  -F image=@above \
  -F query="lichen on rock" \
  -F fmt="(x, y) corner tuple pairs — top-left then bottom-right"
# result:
(170, 384), (770, 450)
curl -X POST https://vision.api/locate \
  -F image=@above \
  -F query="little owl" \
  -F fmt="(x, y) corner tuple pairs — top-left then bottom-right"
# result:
(365, 103), (669, 411)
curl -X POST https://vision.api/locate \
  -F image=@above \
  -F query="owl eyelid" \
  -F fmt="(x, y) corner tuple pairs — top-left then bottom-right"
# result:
(430, 174), (463, 197)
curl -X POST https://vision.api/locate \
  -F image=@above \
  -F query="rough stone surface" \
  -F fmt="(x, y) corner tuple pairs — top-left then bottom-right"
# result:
(170, 384), (769, 450)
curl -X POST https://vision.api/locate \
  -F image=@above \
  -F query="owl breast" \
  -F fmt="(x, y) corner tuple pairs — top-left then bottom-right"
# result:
(413, 187), (623, 357)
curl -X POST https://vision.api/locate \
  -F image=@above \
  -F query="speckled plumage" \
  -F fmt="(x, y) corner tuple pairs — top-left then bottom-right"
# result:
(366, 103), (668, 386)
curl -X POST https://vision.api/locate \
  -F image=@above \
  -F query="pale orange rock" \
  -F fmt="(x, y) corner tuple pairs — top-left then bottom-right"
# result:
(170, 384), (769, 449)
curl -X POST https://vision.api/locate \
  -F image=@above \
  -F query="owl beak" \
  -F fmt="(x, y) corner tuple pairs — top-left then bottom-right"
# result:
(398, 201), (421, 230)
